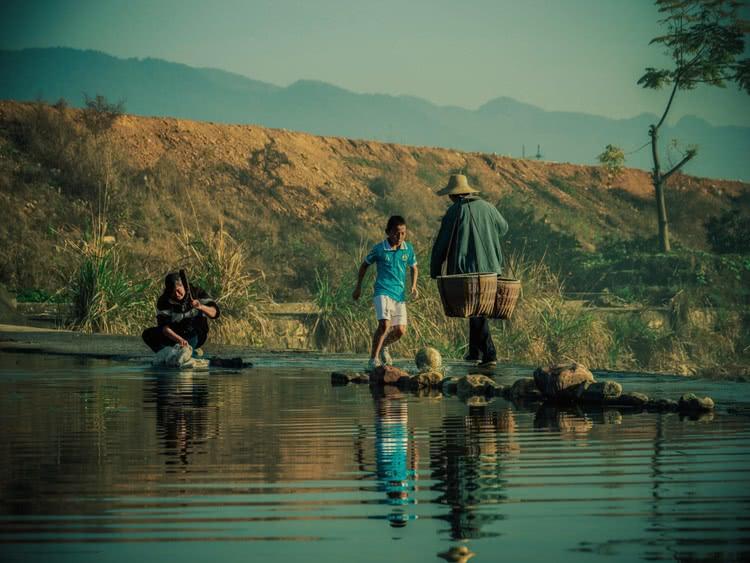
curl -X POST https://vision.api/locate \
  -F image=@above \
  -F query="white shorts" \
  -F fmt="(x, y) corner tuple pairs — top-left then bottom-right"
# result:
(373, 295), (407, 326)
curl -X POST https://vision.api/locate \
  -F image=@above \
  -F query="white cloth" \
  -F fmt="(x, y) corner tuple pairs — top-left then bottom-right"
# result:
(151, 344), (208, 369)
(373, 294), (407, 325)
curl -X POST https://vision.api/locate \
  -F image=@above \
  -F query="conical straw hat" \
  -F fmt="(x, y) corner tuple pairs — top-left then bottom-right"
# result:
(436, 174), (480, 196)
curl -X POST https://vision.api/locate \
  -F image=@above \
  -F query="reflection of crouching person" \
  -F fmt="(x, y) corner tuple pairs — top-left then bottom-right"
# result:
(142, 272), (220, 354)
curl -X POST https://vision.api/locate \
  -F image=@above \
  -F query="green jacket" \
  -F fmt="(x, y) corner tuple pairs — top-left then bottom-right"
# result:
(430, 196), (509, 278)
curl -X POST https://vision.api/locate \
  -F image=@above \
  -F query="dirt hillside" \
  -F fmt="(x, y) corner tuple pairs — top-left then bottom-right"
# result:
(0, 100), (746, 297)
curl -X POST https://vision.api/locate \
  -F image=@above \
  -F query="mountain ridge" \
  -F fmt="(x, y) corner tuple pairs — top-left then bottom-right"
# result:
(1, 47), (748, 180)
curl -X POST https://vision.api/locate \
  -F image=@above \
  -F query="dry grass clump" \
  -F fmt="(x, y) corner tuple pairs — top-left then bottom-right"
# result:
(177, 221), (270, 346)
(60, 221), (154, 334)
(492, 253), (612, 366)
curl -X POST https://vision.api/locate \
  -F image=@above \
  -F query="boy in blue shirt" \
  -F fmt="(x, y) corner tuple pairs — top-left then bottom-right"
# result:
(353, 215), (418, 371)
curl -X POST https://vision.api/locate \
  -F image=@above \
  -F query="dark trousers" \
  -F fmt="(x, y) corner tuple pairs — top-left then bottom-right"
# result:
(141, 326), (206, 353)
(468, 317), (496, 362)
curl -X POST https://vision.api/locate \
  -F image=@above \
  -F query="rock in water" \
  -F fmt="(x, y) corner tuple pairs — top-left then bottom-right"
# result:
(533, 363), (595, 400)
(607, 391), (649, 408)
(415, 347), (442, 372)
(678, 393), (715, 412)
(580, 381), (622, 403)
(506, 377), (543, 401)
(370, 365), (410, 386)
(457, 375), (499, 397)
(409, 371), (443, 390)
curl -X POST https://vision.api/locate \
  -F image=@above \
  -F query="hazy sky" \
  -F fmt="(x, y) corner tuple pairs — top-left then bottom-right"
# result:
(2, 0), (749, 126)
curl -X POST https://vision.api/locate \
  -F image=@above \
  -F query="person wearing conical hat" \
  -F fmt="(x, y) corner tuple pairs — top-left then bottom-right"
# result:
(430, 174), (508, 368)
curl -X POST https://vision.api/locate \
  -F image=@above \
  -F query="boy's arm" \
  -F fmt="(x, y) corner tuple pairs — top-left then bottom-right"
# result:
(352, 262), (369, 300)
(410, 264), (419, 298)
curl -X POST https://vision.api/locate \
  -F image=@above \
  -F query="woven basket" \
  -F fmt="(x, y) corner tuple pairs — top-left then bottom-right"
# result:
(437, 273), (497, 318)
(489, 277), (521, 319)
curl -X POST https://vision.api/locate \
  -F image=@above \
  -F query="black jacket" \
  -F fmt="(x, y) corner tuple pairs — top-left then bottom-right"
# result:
(155, 285), (220, 338)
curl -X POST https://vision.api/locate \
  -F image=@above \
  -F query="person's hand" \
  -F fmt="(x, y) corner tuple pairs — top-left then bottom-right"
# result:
(352, 286), (361, 301)
(177, 337), (189, 347)
(190, 299), (201, 310)
(411, 286), (419, 299)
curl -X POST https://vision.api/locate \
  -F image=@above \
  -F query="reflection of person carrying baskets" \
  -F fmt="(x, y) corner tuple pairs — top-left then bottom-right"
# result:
(430, 174), (519, 368)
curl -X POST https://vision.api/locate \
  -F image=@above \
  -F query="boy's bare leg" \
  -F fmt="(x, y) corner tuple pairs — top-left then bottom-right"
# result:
(371, 319), (391, 360)
(382, 325), (406, 347)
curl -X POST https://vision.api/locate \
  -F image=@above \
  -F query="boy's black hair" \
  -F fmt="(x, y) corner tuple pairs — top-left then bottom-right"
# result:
(386, 215), (406, 232)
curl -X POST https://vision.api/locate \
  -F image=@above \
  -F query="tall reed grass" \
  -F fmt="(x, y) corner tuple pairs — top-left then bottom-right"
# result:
(177, 222), (270, 346)
(62, 221), (154, 334)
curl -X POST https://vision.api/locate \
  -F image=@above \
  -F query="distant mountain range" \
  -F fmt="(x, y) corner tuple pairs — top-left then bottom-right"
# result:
(1, 47), (748, 180)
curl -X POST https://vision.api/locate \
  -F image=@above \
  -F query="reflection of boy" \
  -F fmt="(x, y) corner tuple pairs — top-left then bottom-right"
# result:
(374, 390), (416, 528)
(352, 216), (418, 371)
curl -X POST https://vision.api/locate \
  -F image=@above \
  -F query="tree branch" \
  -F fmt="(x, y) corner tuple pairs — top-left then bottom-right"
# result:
(663, 150), (697, 181)
(656, 80), (680, 130)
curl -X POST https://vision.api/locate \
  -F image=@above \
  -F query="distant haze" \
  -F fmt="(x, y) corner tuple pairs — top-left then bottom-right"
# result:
(2, 47), (748, 181)
(1, 0), (748, 127)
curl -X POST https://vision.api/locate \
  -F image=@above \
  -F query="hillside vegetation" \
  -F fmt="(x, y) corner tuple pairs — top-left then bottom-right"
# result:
(0, 100), (748, 374)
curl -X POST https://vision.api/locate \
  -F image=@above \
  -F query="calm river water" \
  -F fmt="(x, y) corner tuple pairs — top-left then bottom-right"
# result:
(0, 352), (749, 562)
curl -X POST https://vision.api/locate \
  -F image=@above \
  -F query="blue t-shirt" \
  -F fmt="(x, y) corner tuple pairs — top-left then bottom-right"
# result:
(365, 240), (417, 302)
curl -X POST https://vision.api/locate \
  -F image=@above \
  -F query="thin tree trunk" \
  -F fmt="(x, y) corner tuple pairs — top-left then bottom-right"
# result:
(649, 124), (671, 253)
(654, 178), (671, 253)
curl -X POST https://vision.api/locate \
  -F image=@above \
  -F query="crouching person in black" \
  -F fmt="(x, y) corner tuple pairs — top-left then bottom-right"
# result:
(142, 272), (220, 354)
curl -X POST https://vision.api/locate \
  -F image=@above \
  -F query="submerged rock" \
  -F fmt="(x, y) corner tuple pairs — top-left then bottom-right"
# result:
(606, 391), (649, 408)
(409, 370), (443, 390)
(331, 371), (353, 385)
(438, 545), (475, 563)
(646, 398), (679, 412)
(331, 371), (370, 385)
(457, 374), (499, 397)
(440, 376), (460, 395)
(464, 395), (491, 407)
(415, 347), (442, 372)
(580, 381), (622, 403)
(533, 363), (595, 400)
(506, 377), (543, 401)
(352, 372), (370, 384)
(678, 393), (715, 413)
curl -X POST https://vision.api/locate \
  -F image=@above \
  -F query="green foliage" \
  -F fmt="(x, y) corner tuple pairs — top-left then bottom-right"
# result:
(705, 208), (750, 254)
(638, 1), (749, 93)
(597, 144), (625, 176)
(62, 226), (154, 334)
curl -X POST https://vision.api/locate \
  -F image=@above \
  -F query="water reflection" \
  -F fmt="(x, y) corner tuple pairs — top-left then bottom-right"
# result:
(144, 372), (210, 469)
(370, 386), (417, 528)
(429, 404), (515, 540)
(0, 353), (748, 562)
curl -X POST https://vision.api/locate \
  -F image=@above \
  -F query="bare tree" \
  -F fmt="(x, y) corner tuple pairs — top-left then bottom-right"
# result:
(638, 0), (749, 252)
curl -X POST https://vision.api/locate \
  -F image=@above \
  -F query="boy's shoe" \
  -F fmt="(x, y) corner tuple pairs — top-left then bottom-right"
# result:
(379, 346), (393, 366)
(367, 357), (383, 372)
